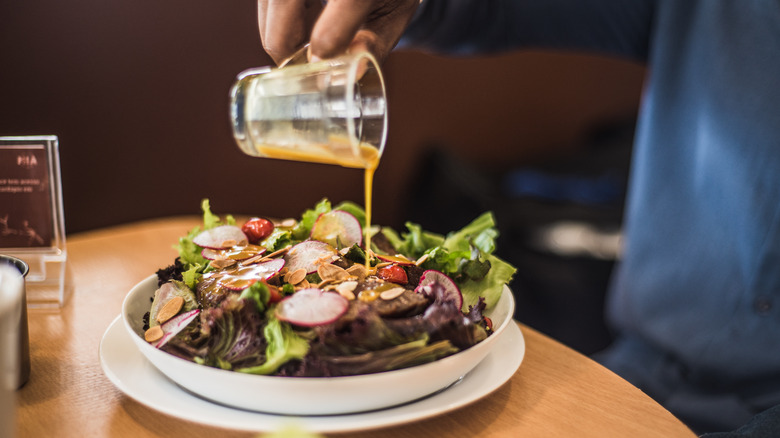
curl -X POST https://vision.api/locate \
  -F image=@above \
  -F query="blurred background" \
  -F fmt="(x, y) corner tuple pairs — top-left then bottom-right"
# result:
(1, 0), (645, 354)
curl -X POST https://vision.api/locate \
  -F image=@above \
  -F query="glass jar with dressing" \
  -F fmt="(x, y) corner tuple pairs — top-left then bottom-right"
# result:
(229, 47), (387, 171)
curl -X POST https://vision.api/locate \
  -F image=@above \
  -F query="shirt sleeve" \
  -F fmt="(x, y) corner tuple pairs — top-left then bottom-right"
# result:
(400, 0), (655, 61)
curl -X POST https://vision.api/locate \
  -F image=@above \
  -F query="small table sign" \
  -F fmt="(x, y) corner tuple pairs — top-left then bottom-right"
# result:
(0, 136), (67, 308)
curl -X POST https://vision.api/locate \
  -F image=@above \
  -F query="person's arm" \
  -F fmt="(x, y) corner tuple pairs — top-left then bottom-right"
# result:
(257, 0), (655, 65)
(401, 0), (655, 61)
(700, 404), (780, 438)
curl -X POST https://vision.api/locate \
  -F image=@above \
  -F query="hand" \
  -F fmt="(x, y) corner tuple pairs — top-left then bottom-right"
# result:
(257, 0), (421, 65)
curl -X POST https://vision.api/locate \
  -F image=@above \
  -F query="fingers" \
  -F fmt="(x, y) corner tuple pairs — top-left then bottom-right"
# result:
(359, 0), (421, 62)
(311, 0), (420, 63)
(310, 0), (376, 60)
(258, 0), (420, 65)
(258, 0), (319, 65)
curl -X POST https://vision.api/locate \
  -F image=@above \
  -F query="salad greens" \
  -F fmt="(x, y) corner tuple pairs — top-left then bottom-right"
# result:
(381, 211), (514, 309)
(236, 312), (310, 375)
(149, 199), (516, 377)
(254, 197), (515, 309)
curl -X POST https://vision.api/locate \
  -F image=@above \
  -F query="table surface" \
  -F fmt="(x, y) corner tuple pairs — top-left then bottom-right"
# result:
(14, 217), (696, 437)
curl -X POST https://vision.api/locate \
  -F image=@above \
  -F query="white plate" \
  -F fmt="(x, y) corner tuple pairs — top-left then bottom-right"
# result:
(99, 315), (525, 433)
(121, 275), (517, 415)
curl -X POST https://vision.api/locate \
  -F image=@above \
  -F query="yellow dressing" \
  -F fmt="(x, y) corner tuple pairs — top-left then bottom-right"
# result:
(363, 155), (378, 268)
(253, 136), (379, 169)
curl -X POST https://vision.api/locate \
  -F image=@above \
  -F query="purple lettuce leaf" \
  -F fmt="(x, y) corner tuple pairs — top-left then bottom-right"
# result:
(286, 282), (488, 377)
(196, 295), (268, 369)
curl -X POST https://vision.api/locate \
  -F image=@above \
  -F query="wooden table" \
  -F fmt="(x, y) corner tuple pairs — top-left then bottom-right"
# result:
(14, 217), (696, 437)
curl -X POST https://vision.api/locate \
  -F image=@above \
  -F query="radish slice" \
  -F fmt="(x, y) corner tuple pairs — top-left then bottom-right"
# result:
(310, 210), (362, 248)
(201, 248), (223, 260)
(193, 225), (247, 249)
(414, 270), (463, 309)
(275, 288), (349, 327)
(218, 258), (285, 291)
(154, 309), (200, 348)
(202, 244), (266, 261)
(284, 240), (338, 274)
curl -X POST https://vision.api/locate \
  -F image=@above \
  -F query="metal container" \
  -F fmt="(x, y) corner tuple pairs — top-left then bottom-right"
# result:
(0, 254), (31, 390)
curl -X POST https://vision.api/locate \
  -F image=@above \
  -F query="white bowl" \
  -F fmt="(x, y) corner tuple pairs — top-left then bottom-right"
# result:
(121, 275), (515, 415)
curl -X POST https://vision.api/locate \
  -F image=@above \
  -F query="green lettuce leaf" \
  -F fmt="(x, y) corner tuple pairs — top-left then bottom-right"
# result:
(262, 227), (293, 252)
(237, 313), (310, 375)
(442, 212), (497, 254)
(181, 264), (203, 289)
(459, 253), (516, 310)
(176, 226), (207, 269)
(239, 281), (271, 313)
(380, 222), (445, 260)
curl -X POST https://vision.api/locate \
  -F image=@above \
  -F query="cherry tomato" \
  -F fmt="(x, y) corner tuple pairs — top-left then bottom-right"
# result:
(241, 217), (274, 243)
(377, 265), (408, 285)
(267, 285), (283, 304)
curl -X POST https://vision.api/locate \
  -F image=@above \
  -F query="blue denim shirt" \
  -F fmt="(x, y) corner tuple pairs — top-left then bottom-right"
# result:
(401, 0), (780, 430)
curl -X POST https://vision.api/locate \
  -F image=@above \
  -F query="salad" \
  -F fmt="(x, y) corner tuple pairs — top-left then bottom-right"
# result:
(142, 199), (516, 377)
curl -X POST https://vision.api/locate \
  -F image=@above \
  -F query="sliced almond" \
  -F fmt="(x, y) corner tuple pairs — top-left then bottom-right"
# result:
(338, 289), (356, 301)
(415, 253), (430, 266)
(221, 239), (238, 248)
(345, 264), (367, 281)
(156, 296), (184, 324)
(317, 278), (335, 289)
(220, 277), (255, 290)
(335, 281), (358, 295)
(210, 259), (237, 270)
(242, 254), (265, 265)
(318, 263), (350, 282)
(277, 218), (297, 228)
(297, 279), (311, 289)
(144, 325), (164, 343)
(286, 268), (307, 285)
(311, 253), (335, 271)
(263, 245), (291, 260)
(380, 287), (406, 301)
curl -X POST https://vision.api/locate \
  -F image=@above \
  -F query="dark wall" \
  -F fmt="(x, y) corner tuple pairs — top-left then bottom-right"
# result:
(1, 0), (646, 234)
